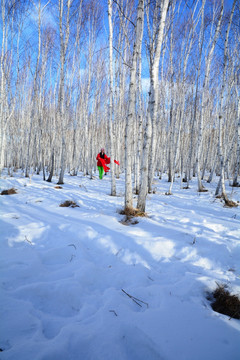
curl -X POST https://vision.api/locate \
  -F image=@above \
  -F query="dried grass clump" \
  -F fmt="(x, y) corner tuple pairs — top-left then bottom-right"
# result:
(209, 284), (240, 320)
(224, 199), (238, 208)
(198, 188), (208, 193)
(120, 207), (146, 217)
(119, 207), (146, 225)
(59, 200), (79, 208)
(1, 188), (17, 195)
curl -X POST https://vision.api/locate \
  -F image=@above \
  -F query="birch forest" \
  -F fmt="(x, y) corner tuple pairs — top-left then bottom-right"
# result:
(0, 0), (239, 211)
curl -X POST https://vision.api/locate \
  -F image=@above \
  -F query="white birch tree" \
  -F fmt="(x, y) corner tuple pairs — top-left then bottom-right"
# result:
(57, 0), (71, 184)
(125, 0), (144, 212)
(137, 0), (169, 212)
(215, 0), (237, 202)
(108, 0), (116, 195)
(233, 96), (240, 187)
(0, 0), (9, 174)
(147, 0), (170, 194)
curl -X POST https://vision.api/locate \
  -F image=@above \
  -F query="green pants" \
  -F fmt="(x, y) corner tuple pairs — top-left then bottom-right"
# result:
(98, 166), (104, 179)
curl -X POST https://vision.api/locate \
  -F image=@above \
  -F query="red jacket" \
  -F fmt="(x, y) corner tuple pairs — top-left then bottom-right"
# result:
(96, 153), (110, 172)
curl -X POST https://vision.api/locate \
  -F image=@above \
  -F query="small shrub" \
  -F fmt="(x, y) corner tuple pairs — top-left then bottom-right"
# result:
(1, 188), (17, 195)
(209, 284), (240, 319)
(59, 200), (79, 208)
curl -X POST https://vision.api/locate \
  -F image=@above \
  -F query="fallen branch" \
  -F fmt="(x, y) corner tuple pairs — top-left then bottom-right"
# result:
(79, 184), (88, 192)
(68, 244), (76, 250)
(109, 310), (118, 317)
(115, 248), (122, 256)
(25, 236), (33, 245)
(69, 254), (76, 262)
(121, 289), (148, 308)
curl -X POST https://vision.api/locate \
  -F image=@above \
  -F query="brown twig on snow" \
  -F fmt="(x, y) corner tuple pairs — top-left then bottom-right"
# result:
(109, 310), (118, 317)
(121, 289), (149, 308)
(68, 244), (77, 250)
(25, 236), (33, 245)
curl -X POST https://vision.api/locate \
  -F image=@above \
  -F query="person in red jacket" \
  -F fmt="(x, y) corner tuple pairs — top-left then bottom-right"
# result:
(96, 148), (110, 179)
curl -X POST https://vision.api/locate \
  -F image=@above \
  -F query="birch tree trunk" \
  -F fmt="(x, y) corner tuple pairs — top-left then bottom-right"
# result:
(0, 0), (8, 174)
(134, 57), (143, 194)
(177, 0), (204, 187)
(147, 0), (169, 194)
(25, 0), (43, 178)
(137, 0), (169, 211)
(47, 71), (58, 182)
(114, 20), (128, 180)
(57, 0), (71, 185)
(215, 0), (236, 200)
(232, 97), (240, 187)
(125, 0), (144, 211)
(166, 2), (179, 194)
(194, 0), (206, 192)
(197, 0), (223, 191)
(108, 0), (116, 196)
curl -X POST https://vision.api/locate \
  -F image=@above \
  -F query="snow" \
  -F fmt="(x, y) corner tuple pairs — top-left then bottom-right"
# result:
(0, 170), (240, 360)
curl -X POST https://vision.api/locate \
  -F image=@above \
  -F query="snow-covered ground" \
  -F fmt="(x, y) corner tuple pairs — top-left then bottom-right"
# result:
(0, 170), (240, 360)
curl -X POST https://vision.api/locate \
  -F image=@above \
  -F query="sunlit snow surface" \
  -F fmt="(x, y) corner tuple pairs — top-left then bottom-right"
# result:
(0, 170), (240, 360)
